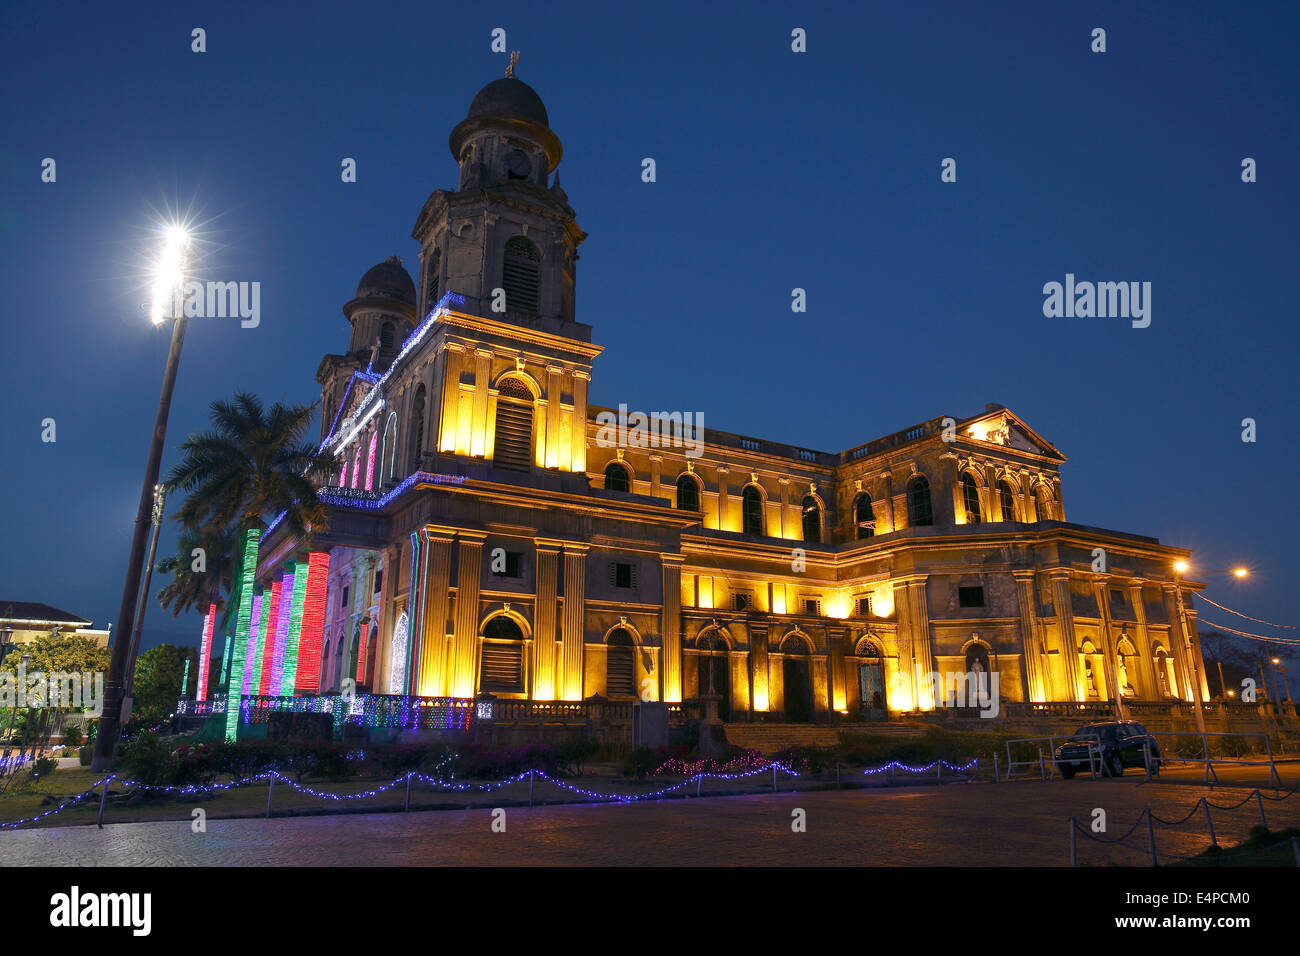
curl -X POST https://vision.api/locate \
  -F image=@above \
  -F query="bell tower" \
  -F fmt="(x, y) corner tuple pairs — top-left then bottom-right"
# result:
(411, 56), (586, 335)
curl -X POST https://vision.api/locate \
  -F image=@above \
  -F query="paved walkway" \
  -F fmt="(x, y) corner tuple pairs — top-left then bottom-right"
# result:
(5, 777), (1296, 866)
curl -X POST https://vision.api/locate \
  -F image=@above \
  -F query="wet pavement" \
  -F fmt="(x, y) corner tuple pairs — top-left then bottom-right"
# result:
(5, 777), (1296, 866)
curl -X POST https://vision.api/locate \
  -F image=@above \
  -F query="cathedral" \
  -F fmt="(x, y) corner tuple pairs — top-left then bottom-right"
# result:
(238, 68), (1211, 738)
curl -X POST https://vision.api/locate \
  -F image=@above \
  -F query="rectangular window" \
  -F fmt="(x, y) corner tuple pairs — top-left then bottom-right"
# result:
(341, 586), (349, 610)
(734, 592), (752, 611)
(856, 595), (873, 617)
(611, 562), (637, 589)
(373, 569), (383, 594)
(958, 586), (985, 608)
(803, 598), (821, 616)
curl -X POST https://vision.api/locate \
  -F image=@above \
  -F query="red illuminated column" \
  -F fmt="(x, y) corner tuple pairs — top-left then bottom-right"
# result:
(295, 551), (331, 694)
(196, 603), (216, 702)
(259, 578), (282, 695)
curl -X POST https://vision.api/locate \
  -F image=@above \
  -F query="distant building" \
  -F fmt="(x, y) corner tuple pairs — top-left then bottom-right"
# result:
(245, 69), (1210, 731)
(0, 602), (111, 662)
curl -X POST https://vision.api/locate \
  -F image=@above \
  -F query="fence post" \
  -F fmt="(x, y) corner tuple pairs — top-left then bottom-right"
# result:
(1069, 817), (1077, 868)
(772, 764), (778, 793)
(1264, 734), (1283, 790)
(1202, 797), (1217, 847)
(1256, 790), (1267, 828)
(405, 771), (413, 812)
(96, 775), (112, 829)
(266, 773), (274, 819)
(1202, 732), (1211, 786)
(1145, 809), (1158, 866)
(1143, 743), (1152, 780)
(992, 753), (999, 783)
(528, 769), (535, 807)
(1038, 748), (1046, 782)
(835, 763), (841, 788)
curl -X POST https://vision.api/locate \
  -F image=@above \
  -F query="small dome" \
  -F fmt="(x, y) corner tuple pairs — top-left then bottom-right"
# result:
(355, 256), (415, 306)
(466, 76), (549, 127)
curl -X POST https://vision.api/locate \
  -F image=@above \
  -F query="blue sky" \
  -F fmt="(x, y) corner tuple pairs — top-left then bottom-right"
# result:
(2, 1), (1296, 678)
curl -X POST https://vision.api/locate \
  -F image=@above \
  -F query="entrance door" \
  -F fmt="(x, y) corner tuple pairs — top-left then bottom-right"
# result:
(783, 658), (813, 723)
(858, 662), (887, 720)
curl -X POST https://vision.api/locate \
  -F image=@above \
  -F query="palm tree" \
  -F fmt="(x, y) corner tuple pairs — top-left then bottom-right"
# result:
(155, 524), (236, 617)
(166, 393), (328, 540)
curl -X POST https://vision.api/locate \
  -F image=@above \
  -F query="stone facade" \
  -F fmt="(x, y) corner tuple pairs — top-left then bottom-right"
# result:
(256, 71), (1210, 725)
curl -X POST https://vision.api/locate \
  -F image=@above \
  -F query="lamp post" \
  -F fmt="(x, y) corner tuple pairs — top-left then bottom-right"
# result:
(122, 482), (169, 720)
(91, 226), (192, 771)
(1172, 561), (1206, 737)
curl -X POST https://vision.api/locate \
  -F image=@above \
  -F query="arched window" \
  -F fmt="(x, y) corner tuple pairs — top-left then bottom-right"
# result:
(1000, 481), (1018, 522)
(1035, 484), (1054, 521)
(382, 412), (398, 485)
(604, 461), (630, 492)
(854, 494), (875, 539)
(961, 473), (981, 524)
(493, 378), (534, 471)
(502, 236), (540, 313)
(606, 628), (636, 697)
(908, 475), (933, 527)
(410, 384), (426, 471)
(742, 486), (763, 536)
(802, 496), (821, 543)
(964, 643), (992, 705)
(480, 616), (525, 694)
(387, 612), (409, 695)
(676, 473), (700, 511)
(379, 322), (395, 349)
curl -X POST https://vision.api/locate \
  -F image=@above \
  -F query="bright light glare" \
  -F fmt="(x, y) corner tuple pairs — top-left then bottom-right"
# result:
(1174, 560), (1188, 574)
(1232, 567), (1248, 578)
(150, 223), (191, 325)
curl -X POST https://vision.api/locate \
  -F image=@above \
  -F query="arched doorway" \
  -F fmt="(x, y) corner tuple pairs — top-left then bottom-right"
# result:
(606, 628), (636, 697)
(479, 615), (526, 695)
(782, 634), (813, 723)
(696, 630), (731, 721)
(856, 638), (887, 721)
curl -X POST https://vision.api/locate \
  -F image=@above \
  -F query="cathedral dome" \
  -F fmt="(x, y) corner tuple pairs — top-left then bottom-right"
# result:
(466, 76), (549, 127)
(355, 256), (415, 306)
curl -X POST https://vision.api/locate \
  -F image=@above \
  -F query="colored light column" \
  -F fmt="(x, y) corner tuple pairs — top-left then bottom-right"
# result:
(225, 526), (262, 742)
(242, 591), (262, 697)
(196, 604), (215, 702)
(365, 432), (377, 491)
(259, 579), (282, 695)
(356, 615), (374, 685)
(279, 566), (308, 696)
(270, 568), (295, 692)
(295, 551), (331, 694)
(181, 658), (190, 697)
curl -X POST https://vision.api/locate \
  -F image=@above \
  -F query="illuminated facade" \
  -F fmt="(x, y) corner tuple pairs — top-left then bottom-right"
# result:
(255, 71), (1210, 726)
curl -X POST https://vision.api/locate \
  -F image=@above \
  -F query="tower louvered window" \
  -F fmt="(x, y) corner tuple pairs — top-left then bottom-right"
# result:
(493, 378), (533, 471)
(479, 616), (525, 694)
(606, 629), (636, 697)
(502, 236), (540, 313)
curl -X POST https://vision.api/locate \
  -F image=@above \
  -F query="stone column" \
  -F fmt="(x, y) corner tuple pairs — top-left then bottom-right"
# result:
(1185, 607), (1211, 699)
(1128, 583), (1159, 699)
(416, 530), (453, 697)
(1050, 574), (1082, 700)
(450, 532), (486, 697)
(1161, 585), (1193, 700)
(749, 621), (769, 714)
(1013, 571), (1047, 702)
(560, 544), (588, 701)
(437, 344), (463, 454)
(660, 554), (683, 702)
(939, 452), (962, 525)
(892, 581), (916, 710)
(532, 541), (560, 700)
(827, 624), (848, 712)
(906, 579), (935, 709)
(649, 454), (662, 502)
(544, 365), (563, 469)
(716, 466), (730, 532)
(1092, 577), (1125, 716)
(470, 349), (492, 458)
(1020, 471), (1038, 522)
(570, 371), (589, 474)
(778, 477), (791, 538)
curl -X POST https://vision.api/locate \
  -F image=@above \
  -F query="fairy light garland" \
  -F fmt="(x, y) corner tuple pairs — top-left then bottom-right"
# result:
(226, 527), (262, 742)
(1200, 618), (1300, 646)
(1198, 595), (1298, 631)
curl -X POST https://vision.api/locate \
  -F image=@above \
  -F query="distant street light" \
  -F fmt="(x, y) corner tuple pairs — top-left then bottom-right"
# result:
(91, 224), (192, 772)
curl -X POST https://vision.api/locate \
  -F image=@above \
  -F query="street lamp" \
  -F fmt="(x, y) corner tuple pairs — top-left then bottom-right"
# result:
(1171, 561), (1206, 736)
(91, 224), (192, 772)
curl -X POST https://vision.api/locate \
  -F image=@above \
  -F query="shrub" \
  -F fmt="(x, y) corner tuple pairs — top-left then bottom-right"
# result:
(62, 726), (83, 748)
(622, 747), (658, 780)
(119, 731), (177, 786)
(79, 745), (92, 767)
(31, 757), (58, 779)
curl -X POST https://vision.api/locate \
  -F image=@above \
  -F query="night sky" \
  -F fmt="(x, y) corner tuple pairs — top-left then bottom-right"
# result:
(2, 1), (1296, 682)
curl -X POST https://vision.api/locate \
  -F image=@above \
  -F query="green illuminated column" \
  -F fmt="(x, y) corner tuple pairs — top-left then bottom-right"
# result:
(225, 527), (262, 742)
(280, 566), (309, 696)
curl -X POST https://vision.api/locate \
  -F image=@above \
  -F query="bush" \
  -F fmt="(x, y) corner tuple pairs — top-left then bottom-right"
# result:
(79, 745), (92, 766)
(31, 757), (58, 779)
(119, 731), (177, 786)
(62, 726), (83, 748)
(622, 747), (659, 780)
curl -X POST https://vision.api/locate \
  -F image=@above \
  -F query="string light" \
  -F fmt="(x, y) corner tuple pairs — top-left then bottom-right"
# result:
(1200, 618), (1300, 646)
(196, 604), (216, 702)
(270, 568), (295, 691)
(1199, 595), (1298, 631)
(259, 579), (282, 695)
(295, 552), (330, 693)
(226, 527), (262, 742)
(280, 565), (308, 696)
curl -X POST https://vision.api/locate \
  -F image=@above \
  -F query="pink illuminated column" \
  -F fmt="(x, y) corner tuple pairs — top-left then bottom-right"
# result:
(270, 569), (295, 693)
(259, 579), (282, 695)
(365, 431), (378, 491)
